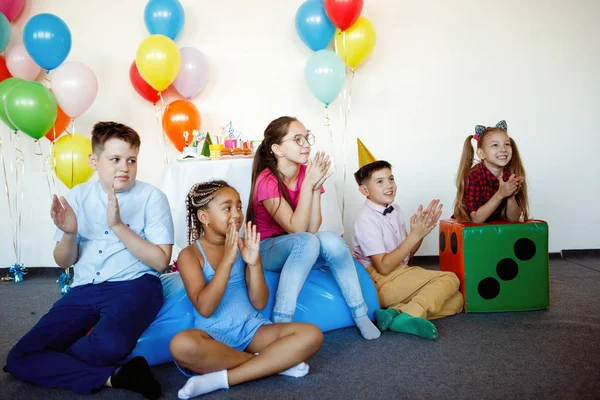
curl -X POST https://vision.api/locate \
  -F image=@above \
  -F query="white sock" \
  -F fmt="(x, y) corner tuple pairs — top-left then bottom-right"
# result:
(177, 369), (229, 399)
(279, 361), (309, 378)
(354, 314), (381, 340)
(254, 353), (309, 378)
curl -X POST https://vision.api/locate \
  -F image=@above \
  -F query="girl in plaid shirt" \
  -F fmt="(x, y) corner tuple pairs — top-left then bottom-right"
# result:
(453, 120), (529, 223)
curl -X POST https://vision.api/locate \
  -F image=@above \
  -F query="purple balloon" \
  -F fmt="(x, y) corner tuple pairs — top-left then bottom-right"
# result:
(172, 47), (208, 99)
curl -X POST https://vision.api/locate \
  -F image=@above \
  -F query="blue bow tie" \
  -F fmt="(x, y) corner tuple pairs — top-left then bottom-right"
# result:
(383, 206), (394, 216)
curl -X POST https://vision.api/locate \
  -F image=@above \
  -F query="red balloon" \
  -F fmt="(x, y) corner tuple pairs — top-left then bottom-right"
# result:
(162, 100), (201, 151)
(324, 0), (363, 31)
(0, 55), (12, 83)
(129, 60), (160, 104)
(44, 104), (70, 142)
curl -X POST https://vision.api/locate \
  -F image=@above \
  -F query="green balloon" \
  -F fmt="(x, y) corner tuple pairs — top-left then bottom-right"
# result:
(5, 81), (58, 140)
(0, 78), (25, 131)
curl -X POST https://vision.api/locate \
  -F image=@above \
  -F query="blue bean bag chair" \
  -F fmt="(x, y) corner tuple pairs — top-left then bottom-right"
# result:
(130, 259), (379, 366)
(127, 272), (194, 366)
(261, 258), (379, 331)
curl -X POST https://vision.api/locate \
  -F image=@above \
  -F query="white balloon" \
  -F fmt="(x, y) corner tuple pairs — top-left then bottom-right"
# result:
(51, 62), (98, 118)
(6, 44), (41, 81)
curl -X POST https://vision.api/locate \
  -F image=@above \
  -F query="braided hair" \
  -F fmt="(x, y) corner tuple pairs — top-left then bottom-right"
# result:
(185, 180), (232, 244)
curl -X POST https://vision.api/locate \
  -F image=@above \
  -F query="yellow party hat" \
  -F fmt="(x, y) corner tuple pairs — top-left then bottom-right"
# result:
(357, 138), (377, 168)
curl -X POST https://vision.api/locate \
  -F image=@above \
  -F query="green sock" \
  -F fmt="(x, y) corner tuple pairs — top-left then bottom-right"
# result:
(388, 313), (439, 340)
(374, 308), (398, 331)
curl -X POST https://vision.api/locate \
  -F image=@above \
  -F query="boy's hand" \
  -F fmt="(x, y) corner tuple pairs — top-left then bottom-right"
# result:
(107, 184), (123, 228)
(223, 221), (239, 266)
(410, 204), (439, 240)
(423, 199), (443, 226)
(239, 221), (261, 266)
(50, 195), (77, 234)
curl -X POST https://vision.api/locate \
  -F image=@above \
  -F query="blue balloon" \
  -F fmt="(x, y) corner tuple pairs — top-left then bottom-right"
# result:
(144, 0), (185, 41)
(304, 50), (346, 106)
(0, 12), (10, 53)
(23, 13), (71, 71)
(295, 0), (335, 51)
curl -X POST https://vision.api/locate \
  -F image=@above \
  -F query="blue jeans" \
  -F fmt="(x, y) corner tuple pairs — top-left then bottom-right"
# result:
(260, 231), (368, 322)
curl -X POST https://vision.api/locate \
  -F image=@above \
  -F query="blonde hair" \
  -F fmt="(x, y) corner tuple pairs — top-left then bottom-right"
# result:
(453, 127), (529, 222)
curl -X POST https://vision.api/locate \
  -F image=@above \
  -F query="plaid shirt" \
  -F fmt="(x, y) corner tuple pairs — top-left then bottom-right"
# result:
(464, 163), (511, 222)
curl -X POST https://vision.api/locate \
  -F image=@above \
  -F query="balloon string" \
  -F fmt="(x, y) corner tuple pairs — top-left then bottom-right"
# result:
(70, 119), (75, 189)
(157, 94), (169, 165)
(12, 131), (25, 264)
(342, 68), (356, 226)
(0, 128), (16, 260)
(324, 105), (343, 220)
(34, 140), (59, 199)
(43, 71), (52, 89)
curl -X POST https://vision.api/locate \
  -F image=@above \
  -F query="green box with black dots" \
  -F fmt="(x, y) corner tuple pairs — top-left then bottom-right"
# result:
(439, 219), (550, 312)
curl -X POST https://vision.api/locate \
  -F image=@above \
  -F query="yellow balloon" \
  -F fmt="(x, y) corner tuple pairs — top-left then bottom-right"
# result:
(52, 134), (94, 189)
(335, 17), (376, 69)
(135, 34), (181, 92)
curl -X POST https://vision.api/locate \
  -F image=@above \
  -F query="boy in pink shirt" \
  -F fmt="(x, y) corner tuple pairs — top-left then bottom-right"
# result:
(352, 143), (463, 339)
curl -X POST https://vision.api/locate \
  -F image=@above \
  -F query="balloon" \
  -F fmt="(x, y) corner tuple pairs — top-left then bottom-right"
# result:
(0, 55), (12, 83)
(0, 11), (9, 52)
(44, 104), (70, 142)
(52, 133), (94, 189)
(136, 34), (181, 92)
(6, 44), (42, 81)
(23, 13), (72, 71)
(51, 62), (98, 118)
(0, 0), (25, 22)
(0, 77), (23, 130)
(172, 47), (208, 99)
(304, 50), (345, 106)
(324, 0), (363, 31)
(144, 0), (185, 41)
(129, 60), (160, 104)
(334, 16), (376, 69)
(295, 0), (335, 51)
(162, 100), (201, 151)
(5, 80), (57, 140)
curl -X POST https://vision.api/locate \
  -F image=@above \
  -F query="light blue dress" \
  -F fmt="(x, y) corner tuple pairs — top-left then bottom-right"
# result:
(192, 240), (271, 351)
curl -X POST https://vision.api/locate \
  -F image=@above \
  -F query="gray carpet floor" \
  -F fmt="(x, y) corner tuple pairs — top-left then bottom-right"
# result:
(1, 257), (599, 400)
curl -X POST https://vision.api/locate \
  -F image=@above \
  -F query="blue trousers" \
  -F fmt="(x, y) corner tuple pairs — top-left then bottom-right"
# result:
(6, 274), (163, 394)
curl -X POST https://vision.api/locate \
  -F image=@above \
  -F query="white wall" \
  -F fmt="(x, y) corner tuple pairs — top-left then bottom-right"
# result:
(1, 0), (599, 268)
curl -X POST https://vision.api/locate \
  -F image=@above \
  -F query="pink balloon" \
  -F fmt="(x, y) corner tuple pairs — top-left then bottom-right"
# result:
(51, 62), (98, 118)
(0, 0), (25, 22)
(172, 47), (208, 99)
(6, 44), (41, 80)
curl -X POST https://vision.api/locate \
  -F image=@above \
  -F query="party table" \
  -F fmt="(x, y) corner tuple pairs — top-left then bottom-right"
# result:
(161, 157), (344, 252)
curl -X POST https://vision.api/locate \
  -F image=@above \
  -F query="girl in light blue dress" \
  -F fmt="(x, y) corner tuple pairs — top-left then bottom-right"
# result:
(171, 181), (323, 399)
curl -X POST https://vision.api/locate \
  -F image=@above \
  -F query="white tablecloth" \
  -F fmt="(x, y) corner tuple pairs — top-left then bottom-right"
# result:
(161, 158), (343, 253)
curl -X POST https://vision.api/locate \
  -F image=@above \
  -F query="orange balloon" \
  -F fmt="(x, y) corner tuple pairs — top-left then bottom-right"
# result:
(45, 104), (70, 142)
(162, 100), (201, 151)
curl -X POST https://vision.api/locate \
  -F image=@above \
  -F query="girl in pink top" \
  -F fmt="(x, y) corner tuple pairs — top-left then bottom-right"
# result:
(246, 116), (380, 340)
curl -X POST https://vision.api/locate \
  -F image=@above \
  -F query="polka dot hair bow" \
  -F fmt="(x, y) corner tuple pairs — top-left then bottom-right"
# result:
(474, 120), (508, 141)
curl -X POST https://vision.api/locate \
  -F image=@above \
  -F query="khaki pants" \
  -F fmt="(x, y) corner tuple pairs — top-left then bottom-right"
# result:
(367, 264), (463, 320)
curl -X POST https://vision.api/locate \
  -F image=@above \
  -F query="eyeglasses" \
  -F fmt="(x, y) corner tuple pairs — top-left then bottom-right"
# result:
(281, 131), (316, 147)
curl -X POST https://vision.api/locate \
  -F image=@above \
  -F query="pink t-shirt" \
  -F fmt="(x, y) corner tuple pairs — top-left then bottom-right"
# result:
(253, 164), (325, 240)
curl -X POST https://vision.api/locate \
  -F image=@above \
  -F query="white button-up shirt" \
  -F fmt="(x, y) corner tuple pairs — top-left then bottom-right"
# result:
(54, 180), (174, 287)
(352, 199), (410, 268)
